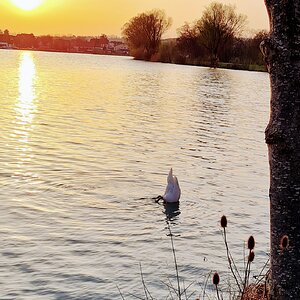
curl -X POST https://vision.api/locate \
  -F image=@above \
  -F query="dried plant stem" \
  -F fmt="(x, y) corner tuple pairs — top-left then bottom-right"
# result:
(241, 251), (251, 300)
(247, 261), (251, 287)
(255, 257), (270, 285)
(202, 271), (212, 300)
(223, 228), (242, 293)
(139, 263), (154, 300)
(182, 280), (187, 300)
(215, 285), (221, 300)
(264, 269), (271, 299)
(127, 292), (145, 300)
(116, 285), (125, 300)
(161, 279), (177, 298)
(181, 281), (194, 300)
(167, 221), (182, 300)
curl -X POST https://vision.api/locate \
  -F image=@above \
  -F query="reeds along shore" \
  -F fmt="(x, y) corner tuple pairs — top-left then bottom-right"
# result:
(152, 38), (267, 72)
(118, 215), (270, 300)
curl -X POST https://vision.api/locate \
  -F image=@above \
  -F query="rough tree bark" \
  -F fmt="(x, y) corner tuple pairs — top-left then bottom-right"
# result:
(260, 1), (300, 299)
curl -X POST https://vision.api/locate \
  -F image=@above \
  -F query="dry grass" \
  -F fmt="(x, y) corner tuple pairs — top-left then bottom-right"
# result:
(241, 283), (270, 300)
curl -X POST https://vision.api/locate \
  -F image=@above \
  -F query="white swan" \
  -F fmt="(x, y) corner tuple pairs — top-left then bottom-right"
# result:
(155, 168), (181, 203)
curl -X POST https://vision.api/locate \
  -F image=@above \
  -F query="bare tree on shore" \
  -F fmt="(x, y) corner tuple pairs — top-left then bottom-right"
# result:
(122, 9), (172, 61)
(196, 2), (246, 67)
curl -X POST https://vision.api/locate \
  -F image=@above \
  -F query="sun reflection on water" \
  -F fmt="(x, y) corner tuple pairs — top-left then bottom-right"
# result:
(13, 52), (37, 165)
(17, 52), (37, 123)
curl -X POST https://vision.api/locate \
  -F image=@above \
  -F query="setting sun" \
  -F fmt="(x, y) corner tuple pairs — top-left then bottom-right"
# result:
(10, 0), (43, 11)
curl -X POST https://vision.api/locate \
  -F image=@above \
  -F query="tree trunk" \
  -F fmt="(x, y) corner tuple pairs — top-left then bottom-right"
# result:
(261, 1), (300, 299)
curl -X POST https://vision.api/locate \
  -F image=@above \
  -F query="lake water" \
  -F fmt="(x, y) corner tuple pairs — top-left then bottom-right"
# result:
(0, 50), (270, 299)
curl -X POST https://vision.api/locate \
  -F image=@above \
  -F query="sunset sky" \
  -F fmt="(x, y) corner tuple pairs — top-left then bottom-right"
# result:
(1, 0), (269, 37)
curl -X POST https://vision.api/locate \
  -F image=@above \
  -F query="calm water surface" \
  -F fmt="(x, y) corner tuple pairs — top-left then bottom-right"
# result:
(0, 50), (270, 299)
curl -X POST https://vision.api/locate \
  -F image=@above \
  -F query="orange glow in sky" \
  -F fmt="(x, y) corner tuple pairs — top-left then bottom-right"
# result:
(1, 0), (269, 37)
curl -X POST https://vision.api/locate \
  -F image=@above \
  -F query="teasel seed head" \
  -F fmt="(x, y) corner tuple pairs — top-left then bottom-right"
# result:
(213, 272), (220, 286)
(220, 215), (227, 228)
(248, 235), (255, 250)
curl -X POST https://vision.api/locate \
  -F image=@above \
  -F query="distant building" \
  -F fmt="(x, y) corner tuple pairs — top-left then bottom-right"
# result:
(114, 43), (129, 55)
(90, 35), (109, 53)
(0, 42), (10, 49)
(36, 35), (53, 50)
(0, 28), (129, 56)
(71, 37), (90, 52)
(0, 29), (12, 45)
(14, 33), (37, 49)
(52, 38), (71, 52)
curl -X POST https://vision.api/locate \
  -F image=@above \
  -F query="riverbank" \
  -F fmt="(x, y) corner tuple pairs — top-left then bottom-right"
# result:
(1, 46), (129, 57)
(158, 59), (267, 72)
(4, 47), (267, 72)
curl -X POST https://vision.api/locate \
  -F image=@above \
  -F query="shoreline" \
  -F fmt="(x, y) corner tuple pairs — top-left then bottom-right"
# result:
(158, 59), (267, 72)
(1, 47), (267, 72)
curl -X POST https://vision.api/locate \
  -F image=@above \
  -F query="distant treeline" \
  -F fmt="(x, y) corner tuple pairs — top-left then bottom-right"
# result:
(122, 2), (268, 71)
(157, 31), (267, 71)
